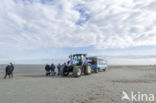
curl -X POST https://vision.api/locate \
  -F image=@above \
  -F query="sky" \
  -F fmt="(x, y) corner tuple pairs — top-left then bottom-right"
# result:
(0, 0), (156, 65)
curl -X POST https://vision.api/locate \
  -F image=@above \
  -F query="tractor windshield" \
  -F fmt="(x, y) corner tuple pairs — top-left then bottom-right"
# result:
(72, 55), (81, 61)
(72, 55), (87, 63)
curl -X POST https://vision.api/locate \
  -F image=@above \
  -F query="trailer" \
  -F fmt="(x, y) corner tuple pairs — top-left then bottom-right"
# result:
(87, 56), (108, 73)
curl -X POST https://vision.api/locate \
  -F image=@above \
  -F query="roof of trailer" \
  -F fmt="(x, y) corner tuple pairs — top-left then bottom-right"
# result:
(73, 54), (87, 56)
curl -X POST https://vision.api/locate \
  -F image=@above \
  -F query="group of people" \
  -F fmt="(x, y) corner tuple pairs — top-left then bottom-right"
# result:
(3, 62), (63, 79)
(3, 63), (14, 79)
(45, 63), (62, 76)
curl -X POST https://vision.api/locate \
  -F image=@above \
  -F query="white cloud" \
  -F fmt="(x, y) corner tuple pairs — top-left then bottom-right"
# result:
(0, 0), (156, 52)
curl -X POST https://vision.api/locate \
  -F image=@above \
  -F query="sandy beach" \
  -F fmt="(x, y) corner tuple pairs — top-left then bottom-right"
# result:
(0, 65), (156, 103)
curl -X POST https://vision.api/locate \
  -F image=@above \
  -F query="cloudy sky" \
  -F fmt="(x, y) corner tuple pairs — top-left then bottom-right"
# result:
(0, 0), (156, 65)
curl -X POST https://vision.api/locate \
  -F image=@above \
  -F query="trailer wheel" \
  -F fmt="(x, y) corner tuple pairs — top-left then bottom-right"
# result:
(60, 66), (69, 76)
(73, 66), (81, 77)
(84, 64), (92, 75)
(94, 68), (98, 73)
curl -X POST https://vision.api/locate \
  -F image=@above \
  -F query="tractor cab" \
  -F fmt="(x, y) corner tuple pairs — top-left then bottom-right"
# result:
(68, 54), (87, 66)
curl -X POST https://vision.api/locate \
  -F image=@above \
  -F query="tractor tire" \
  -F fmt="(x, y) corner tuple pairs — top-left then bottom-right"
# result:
(73, 66), (81, 77)
(94, 68), (98, 73)
(60, 66), (69, 76)
(103, 69), (106, 72)
(84, 64), (92, 75)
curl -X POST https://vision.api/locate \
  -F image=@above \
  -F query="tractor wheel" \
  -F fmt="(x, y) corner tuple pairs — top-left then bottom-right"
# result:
(94, 68), (98, 73)
(60, 66), (69, 76)
(84, 64), (92, 75)
(103, 69), (106, 72)
(73, 66), (81, 77)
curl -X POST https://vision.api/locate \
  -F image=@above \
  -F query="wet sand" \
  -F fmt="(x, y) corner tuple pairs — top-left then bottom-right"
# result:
(0, 65), (156, 103)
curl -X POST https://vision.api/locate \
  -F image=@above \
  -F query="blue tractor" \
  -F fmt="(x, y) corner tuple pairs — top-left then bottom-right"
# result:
(60, 54), (92, 77)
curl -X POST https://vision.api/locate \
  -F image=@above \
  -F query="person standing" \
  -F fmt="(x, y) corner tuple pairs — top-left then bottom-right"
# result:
(3, 63), (12, 79)
(57, 64), (61, 76)
(45, 64), (51, 76)
(51, 64), (56, 76)
(10, 63), (14, 78)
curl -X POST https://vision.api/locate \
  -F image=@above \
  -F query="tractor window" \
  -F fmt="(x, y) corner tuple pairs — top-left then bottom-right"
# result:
(81, 55), (86, 61)
(88, 58), (96, 64)
(92, 58), (96, 64)
(73, 55), (81, 60)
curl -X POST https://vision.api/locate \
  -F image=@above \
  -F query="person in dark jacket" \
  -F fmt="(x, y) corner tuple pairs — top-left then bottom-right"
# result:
(45, 64), (51, 76)
(3, 64), (12, 79)
(50, 64), (56, 76)
(57, 64), (61, 76)
(10, 63), (14, 78)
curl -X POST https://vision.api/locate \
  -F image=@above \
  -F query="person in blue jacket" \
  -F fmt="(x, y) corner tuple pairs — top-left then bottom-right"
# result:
(57, 64), (61, 76)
